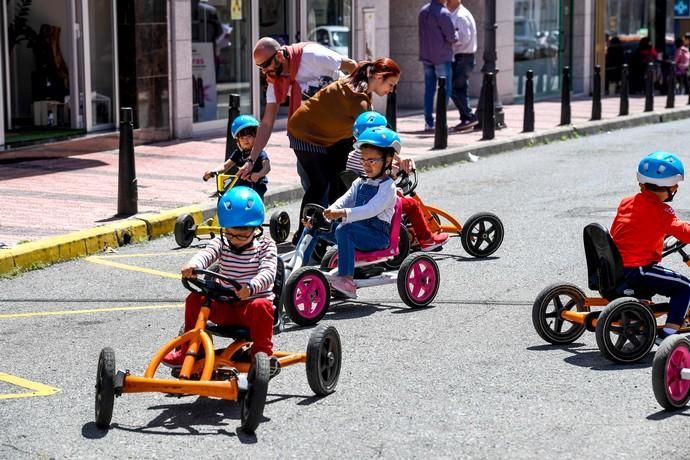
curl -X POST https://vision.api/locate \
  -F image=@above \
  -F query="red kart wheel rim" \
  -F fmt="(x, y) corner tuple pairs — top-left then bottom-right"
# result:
(665, 343), (690, 404)
(406, 258), (438, 303)
(292, 274), (328, 319)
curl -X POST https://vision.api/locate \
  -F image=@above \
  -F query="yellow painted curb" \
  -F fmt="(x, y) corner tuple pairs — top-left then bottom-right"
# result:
(138, 205), (207, 239)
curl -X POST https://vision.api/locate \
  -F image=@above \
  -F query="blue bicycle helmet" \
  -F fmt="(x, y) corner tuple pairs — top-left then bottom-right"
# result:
(353, 126), (402, 154)
(353, 111), (388, 139)
(217, 186), (265, 228)
(637, 151), (685, 186)
(230, 114), (260, 138)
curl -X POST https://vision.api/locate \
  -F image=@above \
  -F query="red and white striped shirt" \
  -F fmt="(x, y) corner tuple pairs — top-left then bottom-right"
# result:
(188, 235), (277, 300)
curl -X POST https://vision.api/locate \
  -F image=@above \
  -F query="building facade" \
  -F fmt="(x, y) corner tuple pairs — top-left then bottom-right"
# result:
(0, 0), (678, 149)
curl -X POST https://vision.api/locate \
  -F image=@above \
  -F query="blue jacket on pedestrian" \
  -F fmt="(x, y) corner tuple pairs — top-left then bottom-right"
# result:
(418, 0), (457, 65)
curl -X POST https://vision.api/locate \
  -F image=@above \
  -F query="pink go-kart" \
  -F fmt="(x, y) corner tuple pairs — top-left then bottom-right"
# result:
(281, 198), (441, 326)
(652, 334), (690, 410)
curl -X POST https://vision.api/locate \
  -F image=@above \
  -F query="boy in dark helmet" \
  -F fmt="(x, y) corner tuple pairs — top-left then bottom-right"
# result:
(164, 187), (279, 374)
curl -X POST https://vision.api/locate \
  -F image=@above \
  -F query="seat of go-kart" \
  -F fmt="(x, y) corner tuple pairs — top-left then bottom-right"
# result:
(583, 223), (626, 301)
(205, 322), (252, 341)
(352, 197), (403, 266)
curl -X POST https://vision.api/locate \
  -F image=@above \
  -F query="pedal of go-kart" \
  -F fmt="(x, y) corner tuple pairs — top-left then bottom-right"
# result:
(355, 265), (386, 278)
(205, 323), (252, 340)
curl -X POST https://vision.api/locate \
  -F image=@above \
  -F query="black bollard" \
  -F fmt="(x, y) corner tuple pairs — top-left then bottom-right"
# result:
(117, 107), (138, 216)
(666, 61), (675, 109)
(433, 77), (448, 150)
(225, 93), (241, 161)
(560, 66), (571, 125)
(619, 64), (629, 116)
(523, 70), (535, 132)
(644, 62), (654, 112)
(386, 86), (397, 131)
(591, 65), (602, 121)
(482, 72), (495, 140)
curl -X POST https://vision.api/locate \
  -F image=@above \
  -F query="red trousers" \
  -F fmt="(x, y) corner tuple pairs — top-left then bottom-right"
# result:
(401, 196), (432, 241)
(183, 292), (274, 356)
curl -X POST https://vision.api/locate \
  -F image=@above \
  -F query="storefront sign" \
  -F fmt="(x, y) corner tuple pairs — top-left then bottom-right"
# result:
(676, 0), (690, 17)
(192, 42), (218, 123)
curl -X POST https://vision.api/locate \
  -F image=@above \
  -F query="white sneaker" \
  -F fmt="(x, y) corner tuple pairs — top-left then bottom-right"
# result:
(424, 123), (434, 131)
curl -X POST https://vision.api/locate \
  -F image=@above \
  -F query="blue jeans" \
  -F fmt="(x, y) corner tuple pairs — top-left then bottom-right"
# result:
(623, 264), (690, 326)
(302, 219), (390, 277)
(423, 62), (453, 127)
(450, 53), (476, 122)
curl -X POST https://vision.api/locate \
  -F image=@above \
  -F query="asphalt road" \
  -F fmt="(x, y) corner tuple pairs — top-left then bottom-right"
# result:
(2, 119), (690, 459)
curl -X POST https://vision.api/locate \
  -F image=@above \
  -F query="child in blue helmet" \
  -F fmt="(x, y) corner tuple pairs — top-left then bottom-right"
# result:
(346, 111), (449, 252)
(164, 187), (279, 374)
(611, 151), (690, 344)
(203, 115), (271, 199)
(301, 126), (399, 298)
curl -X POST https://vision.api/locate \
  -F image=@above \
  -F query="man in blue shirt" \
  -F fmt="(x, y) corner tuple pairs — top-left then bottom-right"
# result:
(418, 0), (457, 131)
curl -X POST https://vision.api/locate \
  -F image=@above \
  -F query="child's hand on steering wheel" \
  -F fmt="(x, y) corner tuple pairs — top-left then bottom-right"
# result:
(202, 170), (216, 182)
(181, 264), (197, 279)
(234, 284), (252, 300)
(323, 208), (345, 220)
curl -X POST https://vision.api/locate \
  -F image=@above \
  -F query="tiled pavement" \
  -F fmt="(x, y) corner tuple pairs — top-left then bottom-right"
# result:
(1, 94), (689, 272)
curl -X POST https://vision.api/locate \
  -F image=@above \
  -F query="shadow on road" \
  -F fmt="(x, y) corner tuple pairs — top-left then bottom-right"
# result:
(526, 343), (655, 370)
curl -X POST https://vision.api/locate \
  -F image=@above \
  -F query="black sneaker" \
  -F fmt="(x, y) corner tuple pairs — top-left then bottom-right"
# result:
(269, 356), (281, 380)
(453, 119), (478, 132)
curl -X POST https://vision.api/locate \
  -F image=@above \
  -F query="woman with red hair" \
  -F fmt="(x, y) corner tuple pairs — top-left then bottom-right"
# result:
(287, 58), (401, 241)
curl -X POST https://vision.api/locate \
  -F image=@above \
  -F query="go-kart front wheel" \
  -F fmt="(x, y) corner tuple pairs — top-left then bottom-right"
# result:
(240, 352), (270, 433)
(397, 254), (440, 308)
(306, 325), (342, 396)
(460, 212), (504, 258)
(652, 334), (690, 410)
(174, 214), (196, 248)
(95, 347), (116, 429)
(595, 297), (656, 364)
(284, 267), (331, 326)
(532, 283), (589, 344)
(269, 210), (291, 244)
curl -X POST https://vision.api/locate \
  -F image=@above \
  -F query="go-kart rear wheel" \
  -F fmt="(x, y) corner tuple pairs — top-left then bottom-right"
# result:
(95, 347), (116, 429)
(319, 246), (338, 270)
(306, 325), (342, 396)
(532, 283), (589, 344)
(383, 223), (411, 270)
(652, 334), (690, 410)
(269, 210), (290, 243)
(240, 352), (270, 434)
(174, 214), (196, 248)
(595, 297), (656, 363)
(460, 212), (504, 258)
(284, 267), (331, 326)
(397, 254), (440, 308)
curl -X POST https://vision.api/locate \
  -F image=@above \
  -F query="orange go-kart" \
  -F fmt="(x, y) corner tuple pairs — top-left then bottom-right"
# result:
(394, 170), (504, 258)
(532, 223), (690, 364)
(94, 269), (342, 434)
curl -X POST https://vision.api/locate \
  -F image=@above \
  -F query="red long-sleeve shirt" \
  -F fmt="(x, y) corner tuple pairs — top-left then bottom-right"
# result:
(611, 191), (690, 267)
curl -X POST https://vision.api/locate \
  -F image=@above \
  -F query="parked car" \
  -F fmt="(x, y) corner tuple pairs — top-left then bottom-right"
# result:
(308, 25), (350, 56)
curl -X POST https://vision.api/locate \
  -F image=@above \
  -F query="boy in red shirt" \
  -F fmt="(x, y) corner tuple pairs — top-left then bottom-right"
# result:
(611, 152), (690, 344)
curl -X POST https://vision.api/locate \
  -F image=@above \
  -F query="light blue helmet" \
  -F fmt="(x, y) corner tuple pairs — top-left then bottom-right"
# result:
(353, 111), (388, 139)
(353, 126), (402, 154)
(230, 114), (260, 138)
(637, 151), (685, 186)
(217, 186), (265, 228)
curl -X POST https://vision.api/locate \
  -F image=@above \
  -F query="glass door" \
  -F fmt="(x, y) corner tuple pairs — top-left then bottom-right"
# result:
(84, 0), (116, 130)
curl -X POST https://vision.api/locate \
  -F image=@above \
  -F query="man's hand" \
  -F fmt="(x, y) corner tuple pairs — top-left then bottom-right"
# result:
(323, 208), (346, 220)
(249, 173), (261, 183)
(237, 162), (252, 180)
(181, 264), (197, 279)
(234, 284), (252, 300)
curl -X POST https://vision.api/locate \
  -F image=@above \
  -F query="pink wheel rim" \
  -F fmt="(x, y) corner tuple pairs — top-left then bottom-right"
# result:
(665, 343), (690, 403)
(405, 258), (438, 303)
(292, 274), (328, 319)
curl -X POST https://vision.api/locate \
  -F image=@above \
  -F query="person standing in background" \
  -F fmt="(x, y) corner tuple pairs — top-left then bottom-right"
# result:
(418, 0), (457, 132)
(447, 0), (478, 132)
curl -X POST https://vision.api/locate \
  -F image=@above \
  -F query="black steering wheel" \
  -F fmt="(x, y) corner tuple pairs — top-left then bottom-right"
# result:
(662, 235), (688, 258)
(182, 268), (242, 302)
(395, 169), (418, 196)
(302, 203), (332, 231)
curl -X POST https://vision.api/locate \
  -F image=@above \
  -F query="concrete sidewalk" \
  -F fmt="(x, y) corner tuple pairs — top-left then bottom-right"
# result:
(1, 94), (690, 274)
